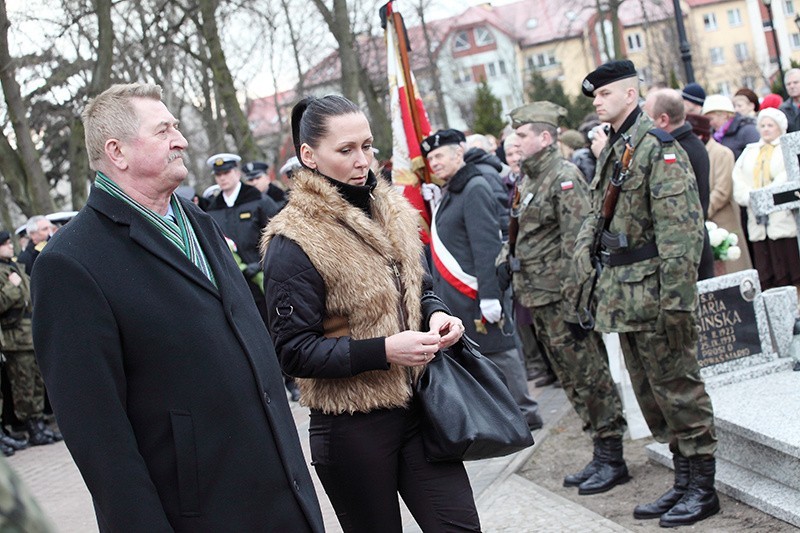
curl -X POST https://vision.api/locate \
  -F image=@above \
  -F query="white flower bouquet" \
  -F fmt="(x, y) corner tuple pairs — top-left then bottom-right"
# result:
(705, 221), (742, 261)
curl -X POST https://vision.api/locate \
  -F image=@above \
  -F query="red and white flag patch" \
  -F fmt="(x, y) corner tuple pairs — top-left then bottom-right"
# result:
(663, 153), (677, 164)
(560, 180), (574, 191)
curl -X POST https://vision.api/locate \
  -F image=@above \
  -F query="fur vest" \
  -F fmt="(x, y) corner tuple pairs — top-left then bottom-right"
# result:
(261, 169), (425, 414)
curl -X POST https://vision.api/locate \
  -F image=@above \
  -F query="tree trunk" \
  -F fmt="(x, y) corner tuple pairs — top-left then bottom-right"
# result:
(417, 4), (448, 128)
(357, 67), (391, 156)
(0, 133), (31, 216)
(281, 0), (306, 97)
(0, 0), (54, 215)
(310, 0), (360, 101)
(197, 0), (261, 162)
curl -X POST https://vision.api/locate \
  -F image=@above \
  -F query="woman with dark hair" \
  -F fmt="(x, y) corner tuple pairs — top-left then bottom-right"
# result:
(261, 95), (481, 532)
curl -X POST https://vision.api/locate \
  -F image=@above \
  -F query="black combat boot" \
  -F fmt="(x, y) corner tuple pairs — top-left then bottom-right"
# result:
(564, 439), (601, 487)
(578, 436), (630, 495)
(0, 441), (14, 457)
(0, 426), (28, 451)
(36, 419), (63, 442)
(659, 456), (720, 527)
(25, 419), (55, 446)
(633, 454), (690, 519)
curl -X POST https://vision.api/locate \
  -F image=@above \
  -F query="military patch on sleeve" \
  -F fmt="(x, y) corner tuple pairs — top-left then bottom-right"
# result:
(560, 181), (574, 191)
(663, 153), (677, 164)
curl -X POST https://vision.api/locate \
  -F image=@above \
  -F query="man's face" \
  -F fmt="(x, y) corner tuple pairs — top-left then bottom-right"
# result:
(246, 172), (270, 193)
(683, 100), (702, 115)
(505, 140), (522, 173)
(515, 124), (547, 159)
(123, 98), (188, 188)
(786, 72), (800, 99)
(593, 80), (634, 125)
(426, 145), (464, 181)
(29, 220), (52, 245)
(0, 239), (12, 259)
(642, 93), (668, 129)
(214, 167), (242, 194)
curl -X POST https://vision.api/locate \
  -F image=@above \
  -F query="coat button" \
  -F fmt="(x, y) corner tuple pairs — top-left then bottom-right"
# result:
(293, 479), (300, 491)
(264, 392), (271, 404)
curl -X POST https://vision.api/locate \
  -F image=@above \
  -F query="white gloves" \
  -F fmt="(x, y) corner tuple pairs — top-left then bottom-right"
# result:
(479, 299), (502, 323)
(421, 183), (442, 205)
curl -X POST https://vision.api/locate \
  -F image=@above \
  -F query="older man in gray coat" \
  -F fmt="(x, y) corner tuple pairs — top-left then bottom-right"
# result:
(422, 129), (542, 430)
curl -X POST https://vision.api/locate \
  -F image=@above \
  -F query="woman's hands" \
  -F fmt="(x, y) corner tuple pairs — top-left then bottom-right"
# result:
(428, 311), (464, 349)
(384, 312), (465, 366)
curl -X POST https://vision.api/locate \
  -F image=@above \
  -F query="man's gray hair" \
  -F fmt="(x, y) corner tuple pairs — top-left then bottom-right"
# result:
(25, 215), (48, 234)
(465, 134), (493, 152)
(785, 68), (800, 84)
(82, 83), (163, 170)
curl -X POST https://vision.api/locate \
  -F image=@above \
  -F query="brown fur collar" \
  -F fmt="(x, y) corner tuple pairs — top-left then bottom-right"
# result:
(261, 169), (425, 414)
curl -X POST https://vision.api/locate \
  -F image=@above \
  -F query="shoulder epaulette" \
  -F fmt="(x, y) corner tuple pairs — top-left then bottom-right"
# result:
(647, 128), (675, 144)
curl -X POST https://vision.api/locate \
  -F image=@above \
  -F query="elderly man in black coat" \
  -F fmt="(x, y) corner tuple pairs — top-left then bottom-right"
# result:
(30, 83), (323, 532)
(644, 88), (715, 280)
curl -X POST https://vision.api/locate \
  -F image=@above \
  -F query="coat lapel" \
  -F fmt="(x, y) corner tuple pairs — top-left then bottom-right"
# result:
(88, 187), (220, 297)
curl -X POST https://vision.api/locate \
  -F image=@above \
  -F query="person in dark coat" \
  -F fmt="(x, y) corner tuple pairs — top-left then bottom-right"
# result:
(464, 135), (511, 240)
(205, 154), (280, 322)
(30, 83), (324, 533)
(15, 216), (53, 275)
(644, 88), (715, 279)
(779, 68), (800, 133)
(422, 129), (543, 430)
(242, 160), (288, 208)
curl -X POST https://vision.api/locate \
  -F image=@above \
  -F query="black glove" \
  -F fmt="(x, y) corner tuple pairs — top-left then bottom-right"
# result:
(243, 262), (261, 279)
(565, 321), (589, 341)
(656, 310), (698, 351)
(496, 261), (513, 292)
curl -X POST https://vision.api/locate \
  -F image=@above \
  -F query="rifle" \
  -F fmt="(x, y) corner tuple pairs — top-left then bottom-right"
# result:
(576, 136), (634, 330)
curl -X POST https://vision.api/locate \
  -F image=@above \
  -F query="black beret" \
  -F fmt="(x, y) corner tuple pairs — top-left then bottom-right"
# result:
(420, 129), (466, 158)
(0, 231), (10, 244)
(242, 161), (269, 179)
(581, 60), (638, 97)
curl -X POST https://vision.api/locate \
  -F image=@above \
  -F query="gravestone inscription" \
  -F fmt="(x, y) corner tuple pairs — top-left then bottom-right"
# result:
(696, 284), (760, 367)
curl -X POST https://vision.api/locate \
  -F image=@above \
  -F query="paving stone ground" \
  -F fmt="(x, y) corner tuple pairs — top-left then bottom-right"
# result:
(6, 383), (631, 532)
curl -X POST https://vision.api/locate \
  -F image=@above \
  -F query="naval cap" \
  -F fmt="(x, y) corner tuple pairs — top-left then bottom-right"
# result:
(206, 153), (241, 173)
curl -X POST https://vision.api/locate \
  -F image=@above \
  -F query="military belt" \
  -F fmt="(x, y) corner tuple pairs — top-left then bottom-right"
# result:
(600, 241), (659, 267)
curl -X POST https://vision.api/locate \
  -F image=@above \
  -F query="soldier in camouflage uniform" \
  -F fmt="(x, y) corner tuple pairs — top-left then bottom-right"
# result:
(574, 60), (719, 527)
(509, 102), (629, 496)
(0, 454), (54, 531)
(0, 231), (59, 447)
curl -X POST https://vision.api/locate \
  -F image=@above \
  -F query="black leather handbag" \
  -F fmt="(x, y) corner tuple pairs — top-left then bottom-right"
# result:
(414, 335), (534, 462)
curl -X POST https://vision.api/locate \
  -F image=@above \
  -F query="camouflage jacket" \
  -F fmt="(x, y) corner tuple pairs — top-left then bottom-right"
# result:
(0, 259), (33, 350)
(513, 145), (590, 322)
(575, 111), (703, 332)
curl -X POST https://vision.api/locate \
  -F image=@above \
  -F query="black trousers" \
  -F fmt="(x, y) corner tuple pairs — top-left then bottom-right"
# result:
(309, 402), (481, 533)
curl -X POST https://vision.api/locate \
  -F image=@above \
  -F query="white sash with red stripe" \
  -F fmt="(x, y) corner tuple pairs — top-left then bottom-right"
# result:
(431, 208), (478, 299)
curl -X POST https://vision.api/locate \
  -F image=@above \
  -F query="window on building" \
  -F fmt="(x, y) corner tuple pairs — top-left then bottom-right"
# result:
(786, 0), (795, 15)
(704, 13), (718, 31)
(527, 51), (556, 70)
(734, 42), (749, 61)
(710, 47), (725, 65)
(727, 8), (742, 26)
(499, 59), (507, 74)
(742, 76), (756, 89)
(454, 66), (472, 84)
(474, 27), (494, 46)
(487, 62), (497, 77)
(453, 31), (470, 51)
(792, 32), (800, 49)
(717, 81), (731, 96)
(626, 33), (643, 51)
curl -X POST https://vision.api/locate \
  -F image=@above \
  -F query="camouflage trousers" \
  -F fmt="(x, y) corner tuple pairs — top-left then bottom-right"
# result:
(530, 303), (626, 440)
(3, 350), (46, 422)
(619, 330), (717, 457)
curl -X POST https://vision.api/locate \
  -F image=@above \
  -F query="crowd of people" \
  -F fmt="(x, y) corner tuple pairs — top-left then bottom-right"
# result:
(2, 60), (800, 531)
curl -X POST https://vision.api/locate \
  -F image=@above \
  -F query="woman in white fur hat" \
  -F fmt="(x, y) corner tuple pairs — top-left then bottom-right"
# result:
(732, 107), (800, 290)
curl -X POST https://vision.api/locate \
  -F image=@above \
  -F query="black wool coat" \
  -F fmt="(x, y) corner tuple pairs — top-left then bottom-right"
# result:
(31, 186), (323, 533)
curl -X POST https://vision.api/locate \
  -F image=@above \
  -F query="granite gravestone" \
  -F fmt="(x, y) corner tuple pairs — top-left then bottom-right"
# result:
(695, 269), (777, 384)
